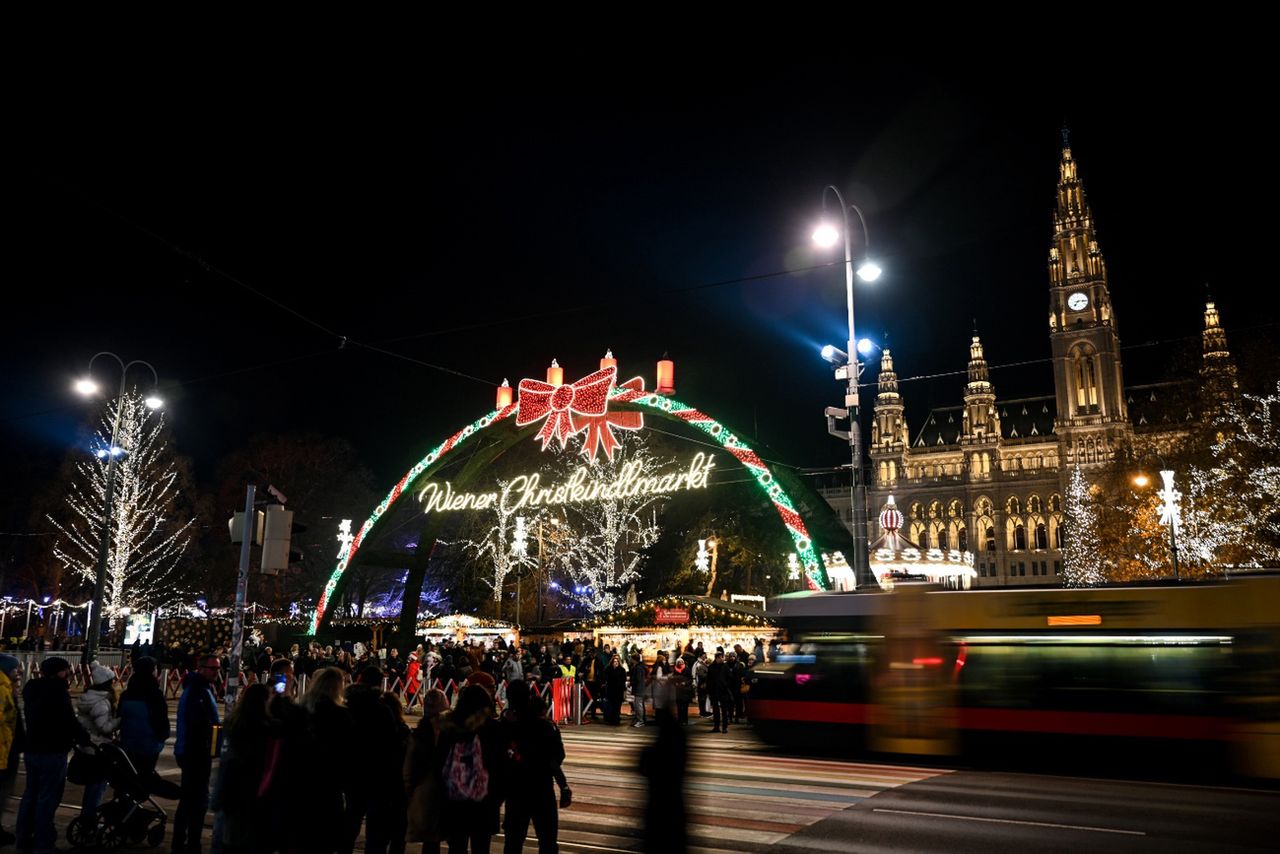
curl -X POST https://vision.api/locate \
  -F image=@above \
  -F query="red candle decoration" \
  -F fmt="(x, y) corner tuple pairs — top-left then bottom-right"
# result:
(496, 379), (513, 409)
(656, 355), (675, 395)
(600, 349), (617, 372)
(547, 359), (564, 387)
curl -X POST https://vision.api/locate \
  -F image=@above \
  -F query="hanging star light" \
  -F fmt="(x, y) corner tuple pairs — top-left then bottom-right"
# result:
(695, 539), (710, 572)
(336, 519), (354, 560)
(1157, 470), (1182, 534)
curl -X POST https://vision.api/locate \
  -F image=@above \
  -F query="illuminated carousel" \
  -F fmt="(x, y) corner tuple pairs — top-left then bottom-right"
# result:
(870, 496), (976, 590)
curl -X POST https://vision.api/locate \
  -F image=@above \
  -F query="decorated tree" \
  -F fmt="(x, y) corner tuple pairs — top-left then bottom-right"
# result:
(551, 435), (666, 612)
(48, 391), (194, 614)
(1182, 381), (1280, 568)
(446, 477), (540, 607)
(1062, 466), (1105, 587)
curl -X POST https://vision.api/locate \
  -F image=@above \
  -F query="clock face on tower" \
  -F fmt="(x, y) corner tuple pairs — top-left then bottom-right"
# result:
(1067, 291), (1089, 311)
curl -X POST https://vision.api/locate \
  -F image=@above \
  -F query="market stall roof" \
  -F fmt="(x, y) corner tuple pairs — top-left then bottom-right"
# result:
(591, 595), (773, 629)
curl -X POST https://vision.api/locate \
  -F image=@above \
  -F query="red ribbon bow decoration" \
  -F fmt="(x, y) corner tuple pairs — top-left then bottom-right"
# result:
(516, 368), (646, 460)
(517, 367), (616, 451)
(570, 376), (645, 461)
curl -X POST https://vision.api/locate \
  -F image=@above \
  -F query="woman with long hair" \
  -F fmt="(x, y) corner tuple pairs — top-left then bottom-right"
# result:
(302, 667), (355, 853)
(211, 683), (271, 853)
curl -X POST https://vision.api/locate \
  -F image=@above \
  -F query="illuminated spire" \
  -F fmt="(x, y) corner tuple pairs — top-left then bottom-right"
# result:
(1049, 135), (1107, 287)
(1201, 297), (1239, 402)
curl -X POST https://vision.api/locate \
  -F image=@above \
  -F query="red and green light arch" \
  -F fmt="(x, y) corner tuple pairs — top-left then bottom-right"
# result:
(308, 388), (829, 634)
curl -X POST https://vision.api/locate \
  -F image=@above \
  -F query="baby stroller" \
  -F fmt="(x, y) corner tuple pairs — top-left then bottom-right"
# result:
(67, 742), (168, 851)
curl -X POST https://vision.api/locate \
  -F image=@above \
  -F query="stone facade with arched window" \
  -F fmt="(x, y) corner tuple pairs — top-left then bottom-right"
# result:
(849, 139), (1231, 588)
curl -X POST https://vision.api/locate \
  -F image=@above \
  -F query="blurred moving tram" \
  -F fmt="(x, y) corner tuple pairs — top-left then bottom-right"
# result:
(750, 579), (1280, 777)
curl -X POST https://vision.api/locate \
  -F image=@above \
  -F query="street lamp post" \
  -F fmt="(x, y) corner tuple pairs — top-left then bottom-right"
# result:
(75, 352), (162, 664)
(814, 187), (881, 588)
(1133, 454), (1181, 581)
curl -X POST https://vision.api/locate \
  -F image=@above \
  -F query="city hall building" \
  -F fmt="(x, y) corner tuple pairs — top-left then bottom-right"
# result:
(822, 138), (1238, 587)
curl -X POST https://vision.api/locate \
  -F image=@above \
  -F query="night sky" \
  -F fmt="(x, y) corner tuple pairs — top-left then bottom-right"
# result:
(7, 56), (1275, 523)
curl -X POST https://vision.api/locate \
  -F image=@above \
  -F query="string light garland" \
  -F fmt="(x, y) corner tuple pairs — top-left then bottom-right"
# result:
(308, 362), (828, 634)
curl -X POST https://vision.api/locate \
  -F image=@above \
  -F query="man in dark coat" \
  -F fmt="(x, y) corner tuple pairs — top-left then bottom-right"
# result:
(343, 666), (398, 853)
(501, 681), (565, 854)
(173, 655), (221, 854)
(707, 651), (733, 733)
(15, 656), (89, 853)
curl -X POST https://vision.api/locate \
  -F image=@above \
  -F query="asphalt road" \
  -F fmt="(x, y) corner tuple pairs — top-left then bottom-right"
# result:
(7, 705), (1277, 852)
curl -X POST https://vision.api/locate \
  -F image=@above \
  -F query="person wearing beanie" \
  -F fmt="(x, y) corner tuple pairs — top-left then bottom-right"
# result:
(670, 658), (692, 725)
(465, 669), (497, 699)
(0, 654), (25, 846)
(76, 662), (121, 828)
(15, 655), (89, 853)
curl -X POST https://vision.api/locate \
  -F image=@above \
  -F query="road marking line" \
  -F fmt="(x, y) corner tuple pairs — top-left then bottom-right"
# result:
(871, 808), (1146, 836)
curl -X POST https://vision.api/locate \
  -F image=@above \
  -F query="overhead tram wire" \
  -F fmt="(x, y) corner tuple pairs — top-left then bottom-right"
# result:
(46, 175), (1279, 398)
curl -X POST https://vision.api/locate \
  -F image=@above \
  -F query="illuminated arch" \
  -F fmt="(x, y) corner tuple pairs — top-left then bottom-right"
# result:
(308, 386), (830, 634)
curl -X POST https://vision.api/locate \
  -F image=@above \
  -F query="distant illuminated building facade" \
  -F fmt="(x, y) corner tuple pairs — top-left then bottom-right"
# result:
(824, 137), (1238, 588)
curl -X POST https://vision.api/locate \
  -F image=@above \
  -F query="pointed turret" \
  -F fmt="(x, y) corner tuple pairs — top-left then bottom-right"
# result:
(962, 334), (999, 442)
(1201, 298), (1239, 403)
(870, 348), (908, 486)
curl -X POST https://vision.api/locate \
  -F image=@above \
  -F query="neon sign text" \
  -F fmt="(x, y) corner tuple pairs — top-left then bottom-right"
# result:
(418, 453), (717, 516)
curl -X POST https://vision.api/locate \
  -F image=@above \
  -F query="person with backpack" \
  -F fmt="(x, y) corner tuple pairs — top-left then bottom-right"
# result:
(500, 680), (564, 854)
(437, 684), (503, 854)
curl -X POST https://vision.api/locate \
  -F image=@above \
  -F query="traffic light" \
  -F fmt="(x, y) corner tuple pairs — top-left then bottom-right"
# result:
(228, 510), (264, 545)
(260, 505), (295, 574)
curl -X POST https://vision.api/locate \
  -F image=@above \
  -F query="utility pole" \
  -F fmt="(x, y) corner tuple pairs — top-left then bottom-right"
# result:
(225, 485), (255, 715)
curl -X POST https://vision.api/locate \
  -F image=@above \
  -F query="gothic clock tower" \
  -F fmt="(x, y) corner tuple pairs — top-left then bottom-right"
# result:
(1048, 132), (1131, 466)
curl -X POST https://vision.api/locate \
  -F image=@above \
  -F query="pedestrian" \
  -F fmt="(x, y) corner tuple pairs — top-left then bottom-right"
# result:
(627, 651), (647, 727)
(0, 654), (25, 847)
(210, 683), (271, 853)
(260, 658), (310, 853)
(501, 651), (523, 686)
(367, 692), (411, 854)
(302, 667), (356, 853)
(602, 654), (626, 726)
(638, 707), (687, 854)
(344, 666), (398, 853)
(406, 651), (423, 710)
(729, 652), (747, 723)
(707, 651), (733, 733)
(670, 658), (691, 725)
(75, 662), (120, 827)
(437, 684), (503, 854)
(15, 656), (89, 854)
(500, 680), (564, 854)
(173, 654), (222, 854)
(404, 689), (451, 854)
(118, 656), (170, 781)
(692, 652), (709, 717)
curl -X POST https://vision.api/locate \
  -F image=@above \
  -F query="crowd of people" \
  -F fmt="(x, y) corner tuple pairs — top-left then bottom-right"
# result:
(0, 633), (769, 853)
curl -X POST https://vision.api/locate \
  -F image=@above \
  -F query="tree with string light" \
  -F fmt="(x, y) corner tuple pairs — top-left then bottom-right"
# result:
(446, 477), (539, 612)
(1062, 465), (1105, 587)
(552, 435), (667, 612)
(48, 391), (194, 619)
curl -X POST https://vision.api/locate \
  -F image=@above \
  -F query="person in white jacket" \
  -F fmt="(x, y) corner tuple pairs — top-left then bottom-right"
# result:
(76, 663), (120, 827)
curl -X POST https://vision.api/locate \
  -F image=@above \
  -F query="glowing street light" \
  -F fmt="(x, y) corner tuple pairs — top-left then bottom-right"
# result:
(73, 351), (162, 663)
(810, 185), (883, 588)
(1132, 456), (1181, 581)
